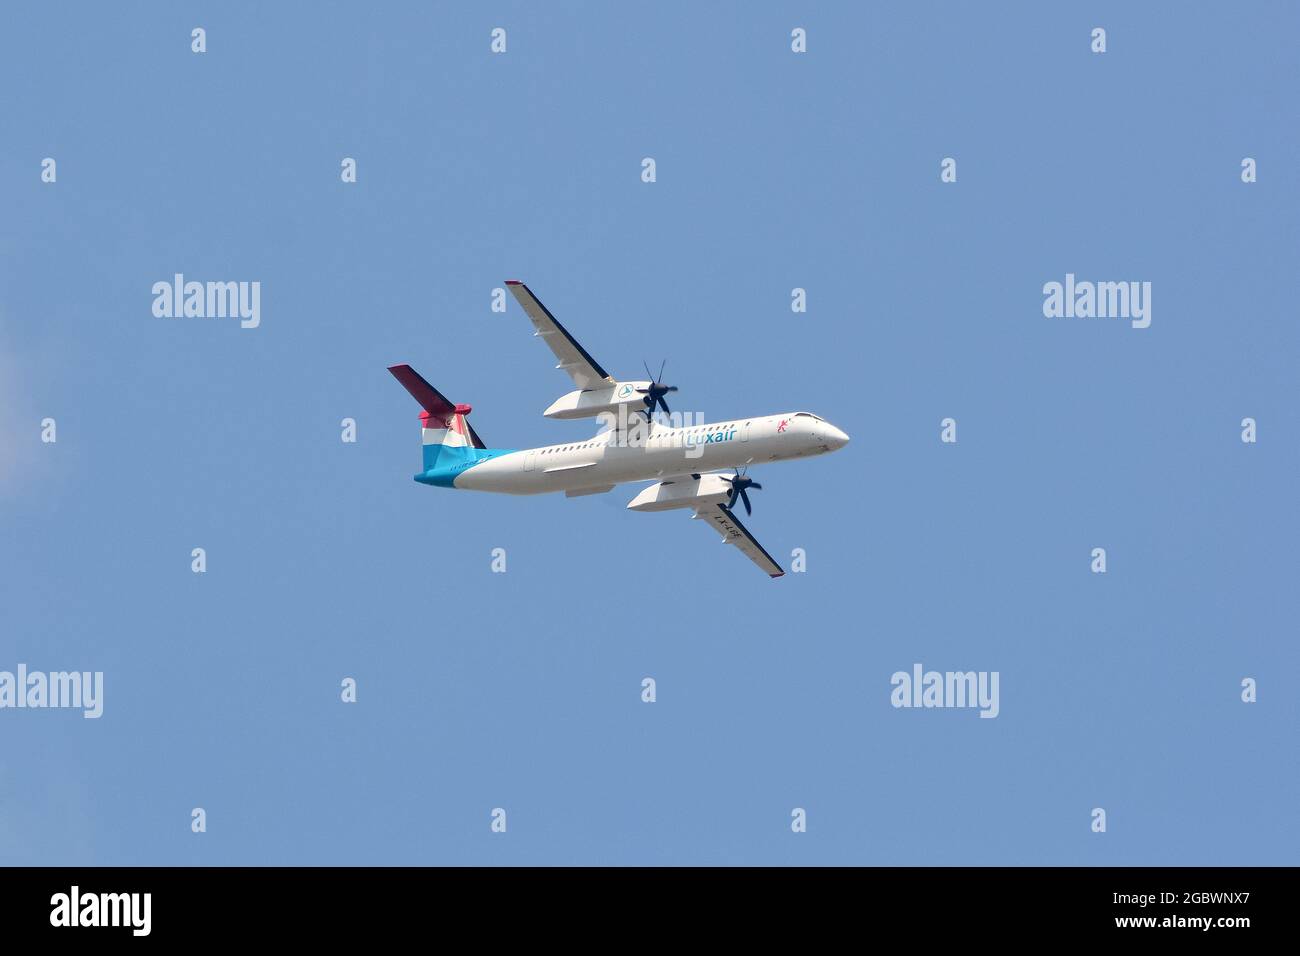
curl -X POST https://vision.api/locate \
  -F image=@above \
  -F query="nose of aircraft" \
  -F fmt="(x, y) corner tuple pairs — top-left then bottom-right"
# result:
(825, 424), (850, 450)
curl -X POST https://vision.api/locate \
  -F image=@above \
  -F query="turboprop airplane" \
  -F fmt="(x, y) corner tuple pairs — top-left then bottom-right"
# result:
(388, 281), (849, 577)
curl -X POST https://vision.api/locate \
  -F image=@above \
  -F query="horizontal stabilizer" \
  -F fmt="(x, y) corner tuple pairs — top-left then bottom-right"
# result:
(388, 364), (486, 449)
(388, 364), (456, 419)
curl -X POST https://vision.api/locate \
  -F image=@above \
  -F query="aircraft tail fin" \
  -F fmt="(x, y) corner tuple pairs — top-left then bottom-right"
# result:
(387, 364), (486, 471)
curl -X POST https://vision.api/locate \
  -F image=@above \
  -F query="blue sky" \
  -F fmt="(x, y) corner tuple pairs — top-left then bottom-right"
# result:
(1, 2), (1296, 865)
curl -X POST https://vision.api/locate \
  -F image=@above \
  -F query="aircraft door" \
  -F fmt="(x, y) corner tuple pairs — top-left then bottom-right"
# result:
(524, 451), (536, 472)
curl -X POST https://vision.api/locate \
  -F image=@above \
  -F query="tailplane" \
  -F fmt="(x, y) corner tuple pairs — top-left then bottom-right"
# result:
(387, 364), (488, 473)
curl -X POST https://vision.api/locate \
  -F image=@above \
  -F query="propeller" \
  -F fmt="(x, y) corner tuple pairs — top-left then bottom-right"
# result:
(725, 468), (763, 516)
(635, 359), (679, 420)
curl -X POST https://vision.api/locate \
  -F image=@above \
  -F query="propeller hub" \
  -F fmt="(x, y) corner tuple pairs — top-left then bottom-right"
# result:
(724, 470), (763, 515)
(635, 360), (679, 419)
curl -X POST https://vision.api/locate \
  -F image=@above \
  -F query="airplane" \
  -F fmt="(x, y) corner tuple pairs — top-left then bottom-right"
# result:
(387, 281), (849, 577)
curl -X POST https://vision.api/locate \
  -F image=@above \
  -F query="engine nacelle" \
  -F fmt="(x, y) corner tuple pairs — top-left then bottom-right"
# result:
(626, 473), (733, 512)
(544, 381), (652, 420)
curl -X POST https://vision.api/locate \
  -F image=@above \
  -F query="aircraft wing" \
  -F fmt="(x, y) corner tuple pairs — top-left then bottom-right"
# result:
(692, 502), (786, 578)
(506, 281), (615, 390)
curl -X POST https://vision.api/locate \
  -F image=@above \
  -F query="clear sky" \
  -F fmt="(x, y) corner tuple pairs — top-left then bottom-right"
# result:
(2, 2), (1296, 865)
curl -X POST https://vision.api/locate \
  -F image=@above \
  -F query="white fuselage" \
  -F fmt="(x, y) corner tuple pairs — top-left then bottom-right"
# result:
(454, 412), (849, 494)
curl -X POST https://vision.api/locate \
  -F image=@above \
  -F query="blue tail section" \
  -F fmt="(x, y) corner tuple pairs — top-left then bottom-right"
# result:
(388, 364), (515, 489)
(417, 445), (511, 487)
